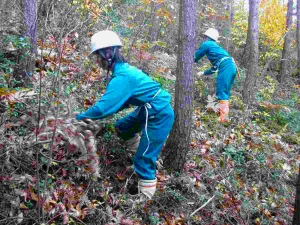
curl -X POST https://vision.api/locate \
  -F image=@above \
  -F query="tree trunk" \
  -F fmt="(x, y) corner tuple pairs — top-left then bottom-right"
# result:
(293, 165), (300, 224)
(163, 0), (196, 172)
(242, 0), (259, 103)
(297, 0), (300, 74)
(23, 0), (37, 76)
(24, 0), (37, 51)
(196, 0), (208, 43)
(200, 0), (208, 16)
(278, 0), (293, 83)
(293, 3), (300, 221)
(242, 17), (251, 68)
(225, 0), (233, 51)
(148, 2), (164, 47)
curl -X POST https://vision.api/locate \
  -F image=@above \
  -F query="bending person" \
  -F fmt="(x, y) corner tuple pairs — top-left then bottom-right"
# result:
(75, 30), (174, 200)
(195, 28), (237, 122)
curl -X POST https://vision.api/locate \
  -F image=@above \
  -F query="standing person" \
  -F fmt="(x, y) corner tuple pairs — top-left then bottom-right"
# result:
(75, 30), (174, 200)
(194, 28), (237, 122)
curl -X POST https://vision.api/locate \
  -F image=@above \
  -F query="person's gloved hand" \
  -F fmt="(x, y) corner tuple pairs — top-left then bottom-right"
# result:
(196, 71), (204, 78)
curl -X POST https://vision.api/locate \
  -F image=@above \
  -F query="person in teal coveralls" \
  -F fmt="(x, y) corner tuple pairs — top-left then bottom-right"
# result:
(194, 28), (237, 122)
(75, 30), (174, 200)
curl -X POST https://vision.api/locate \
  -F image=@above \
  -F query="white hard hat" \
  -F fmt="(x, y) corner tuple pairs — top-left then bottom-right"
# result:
(89, 30), (122, 55)
(204, 28), (219, 41)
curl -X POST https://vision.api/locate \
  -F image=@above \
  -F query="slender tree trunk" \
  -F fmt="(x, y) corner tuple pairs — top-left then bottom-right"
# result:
(242, 0), (260, 103)
(297, 0), (300, 74)
(22, 0), (37, 81)
(242, 18), (251, 68)
(293, 165), (300, 224)
(278, 0), (293, 83)
(24, 0), (37, 51)
(163, 0), (196, 172)
(148, 2), (164, 47)
(0, 0), (9, 32)
(226, 0), (233, 51)
(293, 4), (300, 222)
(196, 0), (208, 42)
(200, 0), (208, 16)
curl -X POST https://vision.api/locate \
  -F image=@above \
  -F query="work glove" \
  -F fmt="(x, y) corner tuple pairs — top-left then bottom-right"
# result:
(138, 178), (157, 200)
(196, 71), (204, 79)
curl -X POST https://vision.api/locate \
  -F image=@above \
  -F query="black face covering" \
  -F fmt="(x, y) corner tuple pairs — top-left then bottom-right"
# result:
(96, 47), (117, 82)
(98, 47), (117, 69)
(97, 56), (109, 70)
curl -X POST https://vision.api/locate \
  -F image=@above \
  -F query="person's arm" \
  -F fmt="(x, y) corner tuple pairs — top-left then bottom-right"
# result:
(76, 76), (133, 120)
(204, 65), (218, 75)
(204, 68), (213, 75)
(196, 67), (215, 79)
(194, 42), (208, 63)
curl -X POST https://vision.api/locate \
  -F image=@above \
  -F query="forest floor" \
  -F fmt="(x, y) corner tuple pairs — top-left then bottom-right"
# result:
(0, 50), (300, 225)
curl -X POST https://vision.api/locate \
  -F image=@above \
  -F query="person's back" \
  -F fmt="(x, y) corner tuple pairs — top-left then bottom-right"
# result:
(195, 40), (229, 66)
(112, 62), (171, 114)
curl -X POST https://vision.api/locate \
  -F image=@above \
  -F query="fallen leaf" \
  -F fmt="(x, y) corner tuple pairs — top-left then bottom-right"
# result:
(31, 192), (39, 202)
(20, 203), (28, 209)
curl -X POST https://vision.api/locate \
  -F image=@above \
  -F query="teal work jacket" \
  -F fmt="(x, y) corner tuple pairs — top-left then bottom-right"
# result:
(194, 39), (230, 75)
(76, 62), (171, 120)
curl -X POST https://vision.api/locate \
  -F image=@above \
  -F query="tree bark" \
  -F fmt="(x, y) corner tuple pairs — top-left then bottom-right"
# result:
(24, 0), (37, 78)
(293, 3), (300, 221)
(148, 2), (164, 46)
(278, 0), (293, 83)
(163, 0), (196, 172)
(297, 0), (300, 74)
(242, 0), (260, 103)
(242, 16), (251, 68)
(24, 0), (37, 51)
(225, 0), (233, 51)
(293, 165), (300, 224)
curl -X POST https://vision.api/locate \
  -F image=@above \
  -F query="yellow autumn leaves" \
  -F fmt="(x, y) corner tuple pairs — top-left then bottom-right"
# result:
(259, 0), (288, 48)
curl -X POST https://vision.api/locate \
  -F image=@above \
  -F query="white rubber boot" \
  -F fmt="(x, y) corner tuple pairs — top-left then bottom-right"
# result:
(138, 178), (157, 201)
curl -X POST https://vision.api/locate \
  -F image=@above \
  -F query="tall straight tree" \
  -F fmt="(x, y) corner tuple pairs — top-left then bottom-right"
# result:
(242, 9), (251, 68)
(23, 0), (37, 77)
(293, 167), (300, 224)
(163, 0), (196, 172)
(242, 0), (260, 103)
(278, 0), (293, 83)
(297, 0), (300, 74)
(24, 0), (37, 51)
(293, 3), (300, 223)
(225, 0), (234, 51)
(147, 2), (164, 45)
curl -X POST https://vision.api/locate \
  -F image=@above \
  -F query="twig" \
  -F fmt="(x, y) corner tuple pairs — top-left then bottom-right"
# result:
(69, 215), (87, 225)
(31, 140), (52, 146)
(190, 194), (215, 217)
(124, 169), (135, 192)
(81, 179), (92, 205)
